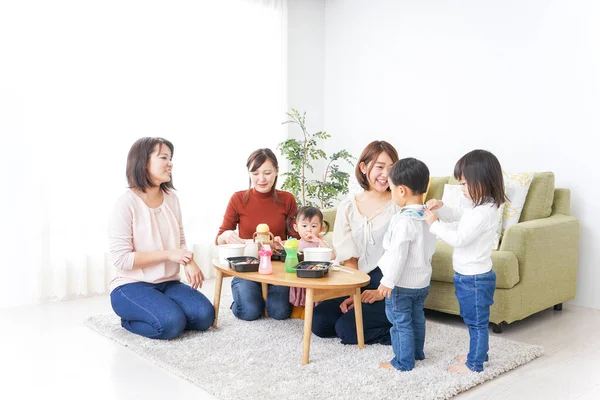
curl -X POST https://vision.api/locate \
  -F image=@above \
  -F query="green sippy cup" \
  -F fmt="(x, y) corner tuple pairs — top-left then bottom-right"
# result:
(283, 238), (300, 273)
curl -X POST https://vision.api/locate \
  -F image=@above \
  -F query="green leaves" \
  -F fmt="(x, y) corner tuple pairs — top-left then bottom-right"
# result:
(278, 109), (355, 209)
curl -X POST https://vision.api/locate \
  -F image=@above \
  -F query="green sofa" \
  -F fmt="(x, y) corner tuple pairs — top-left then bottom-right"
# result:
(322, 172), (579, 333)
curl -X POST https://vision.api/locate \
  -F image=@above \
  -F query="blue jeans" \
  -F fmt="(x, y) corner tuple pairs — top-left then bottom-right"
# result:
(110, 280), (215, 340)
(454, 270), (496, 372)
(385, 285), (430, 371)
(311, 268), (392, 345)
(231, 277), (292, 321)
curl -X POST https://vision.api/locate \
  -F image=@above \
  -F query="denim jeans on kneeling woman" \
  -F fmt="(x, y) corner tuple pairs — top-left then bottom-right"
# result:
(230, 277), (292, 321)
(110, 280), (215, 340)
(453, 269), (496, 372)
(385, 285), (430, 371)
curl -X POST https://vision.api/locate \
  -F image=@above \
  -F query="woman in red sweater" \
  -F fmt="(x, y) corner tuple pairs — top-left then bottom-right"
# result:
(216, 148), (298, 320)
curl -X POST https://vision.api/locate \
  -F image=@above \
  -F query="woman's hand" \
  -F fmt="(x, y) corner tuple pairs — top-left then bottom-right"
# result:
(377, 284), (392, 299)
(424, 210), (438, 226)
(340, 297), (354, 313)
(342, 258), (359, 270)
(219, 230), (244, 244)
(273, 236), (284, 248)
(168, 249), (194, 265)
(425, 199), (443, 211)
(361, 289), (384, 303)
(184, 260), (205, 290)
(340, 289), (383, 313)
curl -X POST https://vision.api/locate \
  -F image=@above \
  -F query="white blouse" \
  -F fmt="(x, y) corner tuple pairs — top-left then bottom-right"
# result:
(333, 196), (400, 274)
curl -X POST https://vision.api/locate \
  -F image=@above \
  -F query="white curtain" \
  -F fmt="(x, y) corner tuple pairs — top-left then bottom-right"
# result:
(0, 0), (288, 308)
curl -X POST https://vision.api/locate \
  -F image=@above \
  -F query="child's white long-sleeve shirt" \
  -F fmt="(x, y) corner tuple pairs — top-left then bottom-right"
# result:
(378, 205), (437, 289)
(430, 201), (498, 276)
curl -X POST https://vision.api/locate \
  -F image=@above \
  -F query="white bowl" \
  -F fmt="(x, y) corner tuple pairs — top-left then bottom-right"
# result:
(244, 240), (259, 258)
(218, 244), (246, 265)
(303, 247), (333, 262)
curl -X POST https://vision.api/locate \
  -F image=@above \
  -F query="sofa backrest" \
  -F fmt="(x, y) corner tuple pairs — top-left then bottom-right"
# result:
(324, 172), (563, 235)
(520, 172), (555, 221)
(425, 177), (450, 203)
(322, 208), (337, 233)
(552, 188), (571, 215)
(424, 172), (557, 222)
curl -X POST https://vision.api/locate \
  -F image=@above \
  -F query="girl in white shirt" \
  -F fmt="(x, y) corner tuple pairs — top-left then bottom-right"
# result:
(424, 149), (507, 373)
(311, 140), (399, 345)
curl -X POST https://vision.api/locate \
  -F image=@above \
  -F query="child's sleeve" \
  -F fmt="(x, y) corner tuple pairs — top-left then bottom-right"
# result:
(430, 208), (488, 247)
(436, 204), (463, 222)
(378, 220), (412, 289)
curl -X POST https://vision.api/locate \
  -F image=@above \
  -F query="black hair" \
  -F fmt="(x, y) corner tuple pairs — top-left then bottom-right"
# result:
(388, 157), (430, 194)
(126, 137), (175, 193)
(291, 206), (330, 235)
(454, 149), (507, 207)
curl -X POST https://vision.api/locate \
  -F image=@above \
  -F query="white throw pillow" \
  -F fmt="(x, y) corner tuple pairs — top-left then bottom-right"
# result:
(440, 184), (504, 250)
(491, 203), (506, 250)
(441, 184), (469, 209)
(502, 172), (534, 235)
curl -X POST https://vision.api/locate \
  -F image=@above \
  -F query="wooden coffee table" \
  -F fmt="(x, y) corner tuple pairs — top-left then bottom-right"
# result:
(212, 260), (371, 365)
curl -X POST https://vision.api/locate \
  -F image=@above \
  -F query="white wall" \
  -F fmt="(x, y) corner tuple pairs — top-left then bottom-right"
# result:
(286, 0), (326, 182)
(323, 0), (600, 309)
(0, 0), (288, 308)
(288, 0), (325, 132)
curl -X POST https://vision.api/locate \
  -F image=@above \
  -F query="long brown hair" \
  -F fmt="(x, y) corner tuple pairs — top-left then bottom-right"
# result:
(355, 140), (399, 191)
(243, 148), (281, 204)
(126, 137), (174, 193)
(454, 149), (507, 207)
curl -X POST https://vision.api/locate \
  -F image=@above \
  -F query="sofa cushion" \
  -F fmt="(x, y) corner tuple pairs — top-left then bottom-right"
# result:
(502, 171), (534, 234)
(431, 241), (520, 289)
(425, 176), (449, 202)
(520, 172), (555, 222)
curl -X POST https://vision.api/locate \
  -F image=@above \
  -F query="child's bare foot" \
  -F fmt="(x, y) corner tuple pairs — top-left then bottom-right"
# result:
(454, 354), (467, 363)
(448, 363), (472, 374)
(379, 361), (395, 370)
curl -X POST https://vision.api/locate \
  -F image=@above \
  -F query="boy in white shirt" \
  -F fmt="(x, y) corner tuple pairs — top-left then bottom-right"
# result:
(377, 158), (437, 371)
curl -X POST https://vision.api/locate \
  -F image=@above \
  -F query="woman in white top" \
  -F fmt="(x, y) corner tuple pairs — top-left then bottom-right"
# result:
(311, 141), (399, 345)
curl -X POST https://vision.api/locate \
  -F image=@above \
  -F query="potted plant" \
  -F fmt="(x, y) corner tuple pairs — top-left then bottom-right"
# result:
(278, 109), (355, 209)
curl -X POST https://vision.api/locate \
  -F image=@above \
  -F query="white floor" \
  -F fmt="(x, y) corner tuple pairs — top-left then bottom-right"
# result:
(2, 278), (600, 400)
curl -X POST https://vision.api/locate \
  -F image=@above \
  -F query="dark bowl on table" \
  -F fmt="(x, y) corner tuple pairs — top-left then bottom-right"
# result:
(293, 261), (331, 278)
(226, 256), (260, 272)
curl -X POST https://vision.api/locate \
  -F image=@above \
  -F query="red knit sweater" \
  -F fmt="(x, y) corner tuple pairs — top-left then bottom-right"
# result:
(216, 188), (299, 244)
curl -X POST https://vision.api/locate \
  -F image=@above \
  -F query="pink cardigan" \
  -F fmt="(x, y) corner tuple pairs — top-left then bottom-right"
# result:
(108, 190), (186, 292)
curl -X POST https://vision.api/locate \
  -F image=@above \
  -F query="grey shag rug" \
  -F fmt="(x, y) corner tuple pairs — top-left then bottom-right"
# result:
(84, 299), (542, 400)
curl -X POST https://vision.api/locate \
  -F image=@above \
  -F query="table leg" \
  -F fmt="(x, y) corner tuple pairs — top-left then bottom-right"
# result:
(302, 288), (315, 365)
(261, 282), (269, 317)
(353, 288), (365, 349)
(213, 269), (223, 328)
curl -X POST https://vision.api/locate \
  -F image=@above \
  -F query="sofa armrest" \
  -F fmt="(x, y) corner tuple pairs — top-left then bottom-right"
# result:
(499, 214), (579, 305)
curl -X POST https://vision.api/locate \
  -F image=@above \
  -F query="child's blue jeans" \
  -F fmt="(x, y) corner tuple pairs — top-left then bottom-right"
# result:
(384, 285), (430, 371)
(453, 269), (496, 372)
